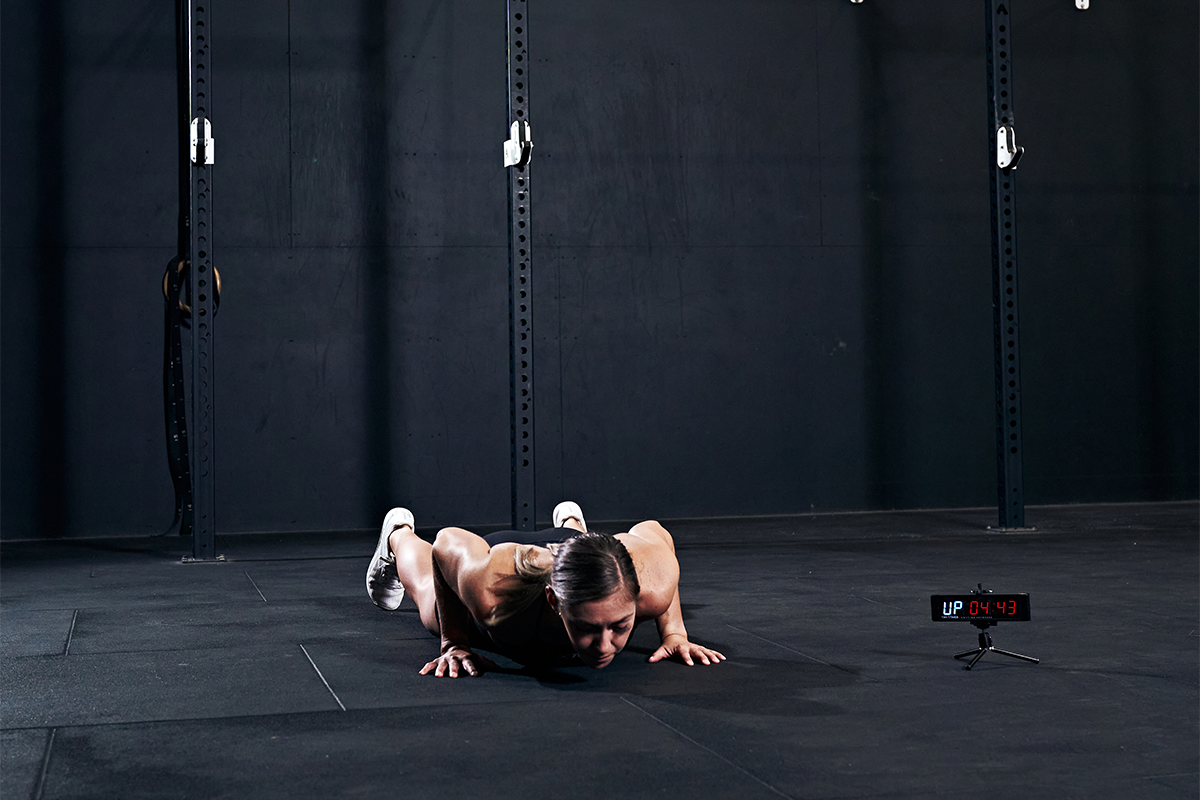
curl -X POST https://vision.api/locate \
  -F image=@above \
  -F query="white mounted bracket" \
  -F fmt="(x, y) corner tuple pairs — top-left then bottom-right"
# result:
(190, 117), (215, 165)
(503, 120), (533, 168)
(1075, 0), (1089, 9)
(996, 125), (1024, 171)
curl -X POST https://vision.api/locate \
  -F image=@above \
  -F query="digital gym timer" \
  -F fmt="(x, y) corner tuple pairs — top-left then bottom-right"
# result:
(930, 585), (1038, 670)
(931, 593), (1030, 622)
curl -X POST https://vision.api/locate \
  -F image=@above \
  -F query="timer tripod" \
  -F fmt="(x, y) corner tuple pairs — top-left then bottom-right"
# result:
(954, 620), (1040, 671)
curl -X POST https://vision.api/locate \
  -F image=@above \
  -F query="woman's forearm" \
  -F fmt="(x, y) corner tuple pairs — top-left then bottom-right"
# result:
(431, 552), (475, 653)
(654, 585), (690, 643)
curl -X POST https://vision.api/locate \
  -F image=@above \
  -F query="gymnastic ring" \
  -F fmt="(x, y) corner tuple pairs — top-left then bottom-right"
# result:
(162, 257), (184, 303)
(162, 258), (221, 318)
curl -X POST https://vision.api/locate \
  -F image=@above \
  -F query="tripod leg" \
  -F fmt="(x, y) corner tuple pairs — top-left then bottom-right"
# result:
(992, 647), (1039, 664)
(964, 647), (989, 670)
(956, 630), (990, 661)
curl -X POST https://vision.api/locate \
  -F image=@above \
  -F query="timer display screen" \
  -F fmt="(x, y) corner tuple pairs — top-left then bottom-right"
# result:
(931, 593), (1030, 621)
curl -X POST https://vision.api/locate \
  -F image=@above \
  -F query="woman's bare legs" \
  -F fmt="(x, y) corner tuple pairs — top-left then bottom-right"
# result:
(384, 504), (587, 635)
(386, 522), (440, 635)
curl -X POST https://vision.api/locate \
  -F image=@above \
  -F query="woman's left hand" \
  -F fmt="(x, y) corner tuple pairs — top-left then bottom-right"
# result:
(648, 634), (726, 666)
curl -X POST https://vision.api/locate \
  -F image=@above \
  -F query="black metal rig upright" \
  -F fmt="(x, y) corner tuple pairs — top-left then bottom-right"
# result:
(183, 0), (219, 560)
(162, 0), (194, 540)
(985, 1), (1030, 530)
(506, 0), (536, 531)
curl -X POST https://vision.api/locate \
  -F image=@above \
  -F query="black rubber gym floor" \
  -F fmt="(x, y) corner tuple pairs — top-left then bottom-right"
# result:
(2, 502), (1197, 799)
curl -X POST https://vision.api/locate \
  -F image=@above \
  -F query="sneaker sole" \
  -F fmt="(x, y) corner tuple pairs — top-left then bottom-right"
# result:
(552, 500), (586, 532)
(366, 507), (413, 610)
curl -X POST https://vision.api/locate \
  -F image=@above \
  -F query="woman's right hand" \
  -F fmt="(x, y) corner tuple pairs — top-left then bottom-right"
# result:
(419, 646), (497, 678)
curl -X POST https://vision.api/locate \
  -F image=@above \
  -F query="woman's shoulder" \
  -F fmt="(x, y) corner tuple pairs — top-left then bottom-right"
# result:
(484, 542), (555, 577)
(470, 542), (519, 598)
(616, 520), (674, 550)
(470, 543), (553, 617)
(614, 522), (675, 565)
(615, 525), (679, 616)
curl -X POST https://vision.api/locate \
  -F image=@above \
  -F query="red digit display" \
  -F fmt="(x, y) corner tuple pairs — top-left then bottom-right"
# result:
(930, 593), (1030, 622)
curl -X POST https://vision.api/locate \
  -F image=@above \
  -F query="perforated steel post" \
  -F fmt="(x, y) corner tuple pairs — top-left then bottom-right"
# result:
(187, 0), (218, 559)
(163, 0), (195, 539)
(506, 0), (535, 530)
(985, 0), (1029, 529)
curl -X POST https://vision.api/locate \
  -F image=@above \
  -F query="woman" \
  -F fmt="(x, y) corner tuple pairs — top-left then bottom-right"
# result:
(366, 501), (725, 677)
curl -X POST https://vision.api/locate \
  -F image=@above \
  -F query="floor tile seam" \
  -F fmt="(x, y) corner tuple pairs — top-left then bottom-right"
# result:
(31, 726), (55, 800)
(0, 640), (337, 662)
(619, 500), (1200, 527)
(243, 572), (270, 602)
(1, 631), (432, 661)
(61, 610), (79, 657)
(0, 597), (364, 613)
(299, 643), (346, 711)
(618, 695), (798, 800)
(0, 706), (359, 735)
(13, 675), (1179, 737)
(723, 623), (875, 681)
(838, 664), (1200, 685)
(0, 696), (616, 735)
(1051, 666), (1200, 686)
(673, 528), (1200, 550)
(4, 683), (1192, 735)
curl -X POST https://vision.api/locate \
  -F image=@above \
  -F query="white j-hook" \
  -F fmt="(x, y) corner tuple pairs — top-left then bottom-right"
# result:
(503, 120), (533, 168)
(997, 125), (1024, 171)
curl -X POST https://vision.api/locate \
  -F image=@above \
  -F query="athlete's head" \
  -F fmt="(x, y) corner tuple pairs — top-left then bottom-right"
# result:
(545, 532), (640, 668)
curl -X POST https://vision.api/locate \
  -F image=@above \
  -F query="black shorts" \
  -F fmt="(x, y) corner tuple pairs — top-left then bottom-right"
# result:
(483, 527), (575, 548)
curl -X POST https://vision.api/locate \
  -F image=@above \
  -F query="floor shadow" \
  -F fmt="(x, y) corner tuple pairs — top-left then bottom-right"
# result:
(524, 654), (858, 717)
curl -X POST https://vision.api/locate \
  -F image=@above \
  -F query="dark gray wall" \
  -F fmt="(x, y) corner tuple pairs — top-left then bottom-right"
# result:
(3, 0), (1196, 539)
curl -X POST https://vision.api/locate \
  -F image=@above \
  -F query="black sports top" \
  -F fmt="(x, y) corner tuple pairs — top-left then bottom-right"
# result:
(470, 527), (579, 666)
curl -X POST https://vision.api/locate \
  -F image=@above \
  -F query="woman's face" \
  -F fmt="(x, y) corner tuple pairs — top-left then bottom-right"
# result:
(551, 589), (637, 668)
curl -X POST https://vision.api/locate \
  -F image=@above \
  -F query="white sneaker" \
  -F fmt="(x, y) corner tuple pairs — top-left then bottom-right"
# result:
(366, 507), (413, 610)
(553, 501), (587, 532)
